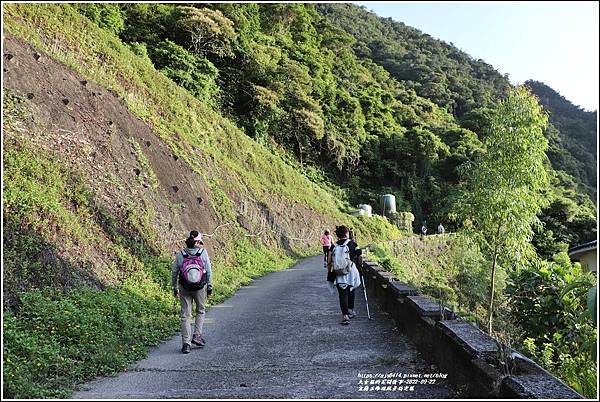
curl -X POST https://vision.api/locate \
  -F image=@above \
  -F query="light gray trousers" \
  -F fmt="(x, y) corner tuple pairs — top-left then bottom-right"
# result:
(178, 285), (207, 345)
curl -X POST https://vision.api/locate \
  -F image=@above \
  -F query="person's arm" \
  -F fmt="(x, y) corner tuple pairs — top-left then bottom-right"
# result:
(171, 252), (181, 296)
(327, 245), (334, 272)
(350, 241), (363, 268)
(202, 250), (212, 286)
(355, 248), (364, 268)
(201, 249), (213, 296)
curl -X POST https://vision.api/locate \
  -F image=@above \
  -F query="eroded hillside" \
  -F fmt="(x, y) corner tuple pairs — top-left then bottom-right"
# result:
(2, 4), (400, 308)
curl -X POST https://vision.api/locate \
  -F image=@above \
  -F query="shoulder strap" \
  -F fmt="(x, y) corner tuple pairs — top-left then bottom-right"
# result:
(195, 248), (205, 257)
(342, 239), (351, 247)
(181, 250), (188, 257)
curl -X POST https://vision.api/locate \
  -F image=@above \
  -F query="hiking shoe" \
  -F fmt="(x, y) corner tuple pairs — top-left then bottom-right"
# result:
(341, 318), (350, 325)
(181, 343), (191, 354)
(348, 312), (356, 319)
(191, 335), (206, 347)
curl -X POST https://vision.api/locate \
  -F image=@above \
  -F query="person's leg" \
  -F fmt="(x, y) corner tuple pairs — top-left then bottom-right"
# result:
(337, 285), (350, 318)
(179, 288), (193, 346)
(348, 288), (356, 316)
(336, 285), (348, 315)
(192, 286), (207, 339)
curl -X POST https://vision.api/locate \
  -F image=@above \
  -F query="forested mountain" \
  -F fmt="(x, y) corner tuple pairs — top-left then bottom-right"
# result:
(316, 3), (511, 116)
(69, 2), (595, 245)
(317, 4), (597, 199)
(526, 80), (597, 198)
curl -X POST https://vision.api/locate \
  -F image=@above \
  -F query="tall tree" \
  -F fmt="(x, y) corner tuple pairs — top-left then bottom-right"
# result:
(455, 86), (550, 334)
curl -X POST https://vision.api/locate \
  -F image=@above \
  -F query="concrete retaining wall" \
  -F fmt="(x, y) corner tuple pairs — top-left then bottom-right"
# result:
(359, 260), (583, 399)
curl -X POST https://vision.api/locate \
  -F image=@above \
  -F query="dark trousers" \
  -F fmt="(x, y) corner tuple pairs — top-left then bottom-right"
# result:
(337, 285), (355, 315)
(322, 246), (330, 263)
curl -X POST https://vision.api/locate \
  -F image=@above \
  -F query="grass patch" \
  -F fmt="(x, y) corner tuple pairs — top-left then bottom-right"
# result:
(368, 235), (489, 323)
(2, 256), (179, 399)
(2, 239), (299, 398)
(129, 138), (159, 190)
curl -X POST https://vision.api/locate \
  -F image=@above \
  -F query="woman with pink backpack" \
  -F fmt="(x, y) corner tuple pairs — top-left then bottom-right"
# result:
(172, 230), (213, 354)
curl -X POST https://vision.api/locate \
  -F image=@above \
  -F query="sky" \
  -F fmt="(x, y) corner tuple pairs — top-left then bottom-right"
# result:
(355, 1), (599, 112)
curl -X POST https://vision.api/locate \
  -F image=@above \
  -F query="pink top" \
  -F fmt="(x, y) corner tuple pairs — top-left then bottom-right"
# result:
(320, 234), (333, 247)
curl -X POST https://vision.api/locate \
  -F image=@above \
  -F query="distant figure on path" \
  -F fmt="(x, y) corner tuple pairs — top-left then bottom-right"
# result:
(320, 229), (334, 268)
(437, 223), (445, 235)
(328, 225), (362, 325)
(172, 231), (213, 354)
(421, 222), (427, 236)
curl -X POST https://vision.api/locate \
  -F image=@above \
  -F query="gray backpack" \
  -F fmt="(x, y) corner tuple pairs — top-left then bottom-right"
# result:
(332, 239), (352, 275)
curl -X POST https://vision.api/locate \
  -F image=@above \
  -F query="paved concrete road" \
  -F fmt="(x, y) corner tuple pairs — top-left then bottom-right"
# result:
(73, 256), (457, 399)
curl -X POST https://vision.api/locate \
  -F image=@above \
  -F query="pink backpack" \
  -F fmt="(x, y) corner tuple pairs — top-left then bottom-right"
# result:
(179, 249), (207, 291)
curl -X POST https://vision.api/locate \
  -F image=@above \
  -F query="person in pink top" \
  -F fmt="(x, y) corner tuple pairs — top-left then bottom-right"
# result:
(320, 230), (334, 267)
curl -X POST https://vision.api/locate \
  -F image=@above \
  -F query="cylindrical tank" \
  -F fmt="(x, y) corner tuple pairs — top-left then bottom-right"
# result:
(358, 204), (372, 217)
(381, 194), (396, 216)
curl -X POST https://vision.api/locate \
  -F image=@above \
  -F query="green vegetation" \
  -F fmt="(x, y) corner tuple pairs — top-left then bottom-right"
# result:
(2, 3), (354, 222)
(369, 235), (489, 323)
(371, 237), (596, 397)
(65, 2), (479, 227)
(1, 130), (300, 397)
(17, 2), (590, 244)
(151, 39), (220, 105)
(2, 4), (400, 398)
(317, 4), (510, 116)
(209, 237), (296, 306)
(368, 91), (595, 397)
(3, 258), (177, 399)
(507, 255), (597, 397)
(74, 3), (125, 36)
(526, 80), (597, 198)
(130, 138), (160, 190)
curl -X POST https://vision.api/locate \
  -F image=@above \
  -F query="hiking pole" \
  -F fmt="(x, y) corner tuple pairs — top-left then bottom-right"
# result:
(360, 273), (372, 320)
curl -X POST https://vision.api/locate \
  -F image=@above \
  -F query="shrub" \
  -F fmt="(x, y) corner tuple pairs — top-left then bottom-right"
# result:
(506, 255), (597, 398)
(126, 42), (151, 62)
(75, 4), (125, 36)
(150, 39), (220, 105)
(3, 257), (178, 399)
(171, 6), (237, 58)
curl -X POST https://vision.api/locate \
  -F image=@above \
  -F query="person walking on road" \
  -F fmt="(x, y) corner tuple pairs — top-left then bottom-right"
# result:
(437, 223), (445, 235)
(172, 231), (213, 354)
(328, 225), (362, 325)
(320, 229), (334, 268)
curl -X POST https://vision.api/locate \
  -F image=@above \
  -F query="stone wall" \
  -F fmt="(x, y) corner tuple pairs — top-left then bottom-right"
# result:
(359, 260), (583, 399)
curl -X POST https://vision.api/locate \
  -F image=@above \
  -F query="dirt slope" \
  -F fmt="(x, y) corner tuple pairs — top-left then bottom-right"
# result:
(4, 35), (218, 244)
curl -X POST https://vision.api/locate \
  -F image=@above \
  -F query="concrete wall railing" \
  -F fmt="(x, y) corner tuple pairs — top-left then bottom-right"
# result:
(359, 260), (583, 399)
